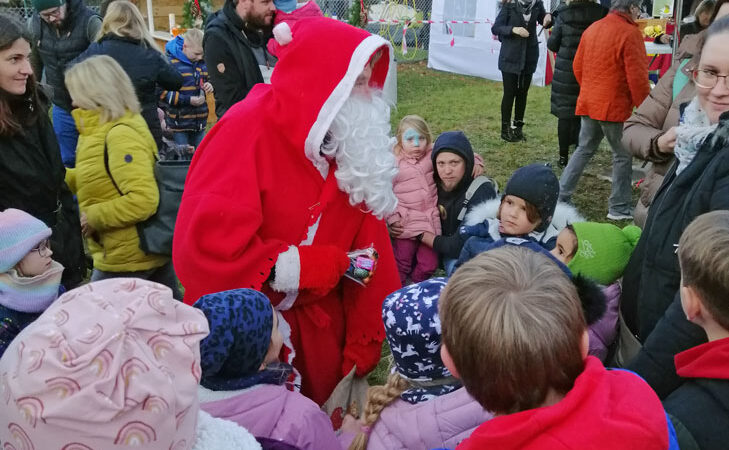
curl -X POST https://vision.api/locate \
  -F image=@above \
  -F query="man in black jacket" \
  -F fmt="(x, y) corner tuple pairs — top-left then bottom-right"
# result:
(30, 0), (101, 168)
(204, 0), (277, 118)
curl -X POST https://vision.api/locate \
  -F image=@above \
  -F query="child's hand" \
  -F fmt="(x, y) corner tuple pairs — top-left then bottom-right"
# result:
(203, 82), (214, 94)
(389, 221), (404, 237)
(80, 212), (95, 238)
(472, 164), (484, 178)
(340, 414), (364, 434)
(190, 95), (206, 107)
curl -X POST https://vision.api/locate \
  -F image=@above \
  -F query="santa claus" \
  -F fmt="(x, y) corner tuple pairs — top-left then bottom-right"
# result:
(173, 17), (401, 404)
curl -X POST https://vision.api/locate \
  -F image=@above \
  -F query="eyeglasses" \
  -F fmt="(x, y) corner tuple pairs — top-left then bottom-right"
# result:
(39, 7), (63, 21)
(31, 239), (51, 257)
(693, 69), (729, 89)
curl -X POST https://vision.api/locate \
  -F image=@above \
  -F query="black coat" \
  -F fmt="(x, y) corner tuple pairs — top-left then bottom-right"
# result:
(75, 35), (183, 148)
(547, 1), (606, 118)
(204, 1), (274, 118)
(0, 95), (86, 289)
(491, 0), (548, 75)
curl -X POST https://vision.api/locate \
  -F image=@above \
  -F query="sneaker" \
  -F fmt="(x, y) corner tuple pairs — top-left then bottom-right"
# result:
(606, 212), (633, 221)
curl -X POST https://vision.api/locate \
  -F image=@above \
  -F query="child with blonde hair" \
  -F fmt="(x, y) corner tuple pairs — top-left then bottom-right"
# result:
(342, 278), (491, 449)
(440, 247), (680, 449)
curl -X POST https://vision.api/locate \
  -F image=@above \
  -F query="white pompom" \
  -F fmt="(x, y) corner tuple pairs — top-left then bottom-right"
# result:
(273, 22), (293, 46)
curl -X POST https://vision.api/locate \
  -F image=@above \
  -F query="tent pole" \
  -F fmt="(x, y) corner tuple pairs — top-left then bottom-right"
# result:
(673, 0), (682, 62)
(146, 0), (155, 33)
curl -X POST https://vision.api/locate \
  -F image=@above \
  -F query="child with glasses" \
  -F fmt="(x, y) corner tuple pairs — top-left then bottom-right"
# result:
(0, 209), (64, 358)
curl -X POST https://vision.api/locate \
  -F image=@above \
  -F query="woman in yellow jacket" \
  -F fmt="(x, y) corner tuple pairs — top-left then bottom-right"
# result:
(64, 55), (181, 299)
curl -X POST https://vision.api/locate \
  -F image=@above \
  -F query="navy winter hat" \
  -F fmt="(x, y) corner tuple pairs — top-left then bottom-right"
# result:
(504, 163), (560, 232)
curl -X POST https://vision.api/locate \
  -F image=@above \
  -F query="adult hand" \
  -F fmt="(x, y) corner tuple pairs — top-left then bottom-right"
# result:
(656, 127), (677, 154)
(420, 231), (436, 248)
(658, 34), (672, 44)
(512, 27), (529, 38)
(203, 82), (214, 94)
(543, 13), (552, 28)
(389, 221), (404, 238)
(472, 163), (484, 178)
(190, 95), (206, 106)
(80, 212), (95, 238)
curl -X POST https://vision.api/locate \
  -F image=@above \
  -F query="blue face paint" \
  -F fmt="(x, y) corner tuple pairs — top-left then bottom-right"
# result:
(403, 128), (423, 148)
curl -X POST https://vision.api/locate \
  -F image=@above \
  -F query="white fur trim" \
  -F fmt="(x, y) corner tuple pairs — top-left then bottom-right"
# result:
(273, 312), (302, 391)
(192, 410), (261, 450)
(463, 198), (501, 227)
(304, 34), (392, 178)
(269, 246), (300, 294)
(273, 22), (292, 46)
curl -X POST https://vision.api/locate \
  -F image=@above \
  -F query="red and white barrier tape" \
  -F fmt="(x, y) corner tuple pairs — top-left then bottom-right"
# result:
(368, 18), (495, 24)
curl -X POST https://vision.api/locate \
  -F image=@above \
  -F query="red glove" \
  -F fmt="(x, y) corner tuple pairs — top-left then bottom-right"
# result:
(298, 245), (350, 296)
(342, 339), (384, 377)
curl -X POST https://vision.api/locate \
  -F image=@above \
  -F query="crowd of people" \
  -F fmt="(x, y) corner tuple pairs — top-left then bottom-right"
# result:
(1, 0), (729, 448)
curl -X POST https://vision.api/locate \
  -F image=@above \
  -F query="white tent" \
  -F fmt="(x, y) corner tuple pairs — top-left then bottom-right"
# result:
(427, 0), (550, 86)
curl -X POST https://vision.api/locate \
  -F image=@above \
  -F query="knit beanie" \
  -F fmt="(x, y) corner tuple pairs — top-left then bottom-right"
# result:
(32, 0), (65, 11)
(567, 222), (642, 285)
(504, 163), (560, 232)
(0, 278), (210, 450)
(0, 209), (52, 273)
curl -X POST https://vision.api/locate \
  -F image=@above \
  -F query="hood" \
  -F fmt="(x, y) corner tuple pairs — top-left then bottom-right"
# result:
(460, 358), (670, 450)
(165, 35), (191, 64)
(463, 199), (584, 244)
(232, 17), (391, 177)
(431, 131), (475, 193)
(675, 337), (729, 381)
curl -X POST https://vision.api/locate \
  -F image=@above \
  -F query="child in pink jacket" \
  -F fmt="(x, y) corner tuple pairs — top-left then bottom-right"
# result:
(342, 278), (493, 449)
(194, 288), (340, 450)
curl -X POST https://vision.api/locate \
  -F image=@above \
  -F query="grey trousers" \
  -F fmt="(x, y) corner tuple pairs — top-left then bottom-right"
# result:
(90, 261), (182, 300)
(559, 116), (633, 215)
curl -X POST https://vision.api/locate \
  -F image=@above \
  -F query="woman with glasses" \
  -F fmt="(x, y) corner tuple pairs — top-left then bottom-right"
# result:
(618, 16), (729, 399)
(0, 14), (87, 291)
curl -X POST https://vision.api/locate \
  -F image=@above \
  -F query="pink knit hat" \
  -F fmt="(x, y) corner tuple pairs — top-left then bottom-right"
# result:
(0, 278), (210, 450)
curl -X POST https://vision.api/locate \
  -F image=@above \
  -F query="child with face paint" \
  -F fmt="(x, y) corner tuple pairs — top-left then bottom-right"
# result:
(387, 115), (441, 286)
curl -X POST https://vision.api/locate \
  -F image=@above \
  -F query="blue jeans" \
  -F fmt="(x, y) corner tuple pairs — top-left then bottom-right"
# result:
(558, 116), (633, 216)
(52, 105), (79, 168)
(172, 130), (206, 148)
(90, 261), (182, 300)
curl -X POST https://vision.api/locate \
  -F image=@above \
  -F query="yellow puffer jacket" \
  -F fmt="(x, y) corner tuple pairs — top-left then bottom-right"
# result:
(66, 109), (168, 272)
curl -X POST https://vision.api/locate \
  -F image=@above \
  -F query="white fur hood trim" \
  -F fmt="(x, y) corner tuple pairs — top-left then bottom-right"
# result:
(463, 199), (585, 243)
(192, 410), (262, 450)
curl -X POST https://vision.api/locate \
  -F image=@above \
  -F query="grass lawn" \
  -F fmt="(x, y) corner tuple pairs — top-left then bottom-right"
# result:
(367, 60), (639, 386)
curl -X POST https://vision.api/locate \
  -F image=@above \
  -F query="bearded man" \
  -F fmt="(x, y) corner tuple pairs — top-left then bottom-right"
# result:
(174, 18), (401, 405)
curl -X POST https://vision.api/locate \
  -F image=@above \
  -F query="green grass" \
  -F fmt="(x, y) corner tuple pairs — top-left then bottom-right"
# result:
(367, 61), (639, 387)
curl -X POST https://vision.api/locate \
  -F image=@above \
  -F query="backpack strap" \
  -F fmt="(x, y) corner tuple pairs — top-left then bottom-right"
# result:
(457, 176), (498, 222)
(103, 123), (134, 196)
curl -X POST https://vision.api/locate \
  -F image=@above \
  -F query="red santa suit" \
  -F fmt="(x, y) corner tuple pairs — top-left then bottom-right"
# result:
(173, 17), (401, 405)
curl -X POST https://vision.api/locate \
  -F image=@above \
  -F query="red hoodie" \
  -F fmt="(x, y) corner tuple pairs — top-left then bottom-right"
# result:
(675, 336), (729, 380)
(458, 357), (670, 450)
(172, 18), (400, 404)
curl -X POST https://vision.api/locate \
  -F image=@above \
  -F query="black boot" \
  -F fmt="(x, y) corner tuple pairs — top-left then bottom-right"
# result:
(513, 120), (526, 141)
(559, 148), (569, 167)
(501, 122), (517, 142)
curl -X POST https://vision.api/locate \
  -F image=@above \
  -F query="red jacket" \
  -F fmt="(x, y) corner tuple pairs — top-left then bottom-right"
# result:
(173, 18), (400, 405)
(573, 12), (650, 122)
(457, 357), (671, 450)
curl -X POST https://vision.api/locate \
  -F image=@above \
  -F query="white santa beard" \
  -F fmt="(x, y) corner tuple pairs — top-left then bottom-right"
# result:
(322, 92), (398, 219)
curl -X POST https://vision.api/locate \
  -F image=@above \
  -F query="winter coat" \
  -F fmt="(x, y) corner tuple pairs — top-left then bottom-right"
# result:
(622, 114), (729, 342)
(0, 95), (86, 289)
(75, 34), (183, 148)
(548, 1), (606, 119)
(573, 12), (650, 122)
(457, 357), (676, 450)
(491, 0), (548, 75)
(663, 338), (729, 450)
(29, 0), (101, 111)
(66, 109), (168, 272)
(363, 387), (492, 450)
(622, 33), (702, 228)
(588, 282), (620, 362)
(387, 149), (441, 239)
(0, 304), (40, 359)
(204, 0), (274, 118)
(161, 36), (210, 133)
(198, 384), (339, 450)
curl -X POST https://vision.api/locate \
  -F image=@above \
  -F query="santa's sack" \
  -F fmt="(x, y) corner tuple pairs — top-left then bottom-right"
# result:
(136, 158), (189, 256)
(322, 367), (369, 431)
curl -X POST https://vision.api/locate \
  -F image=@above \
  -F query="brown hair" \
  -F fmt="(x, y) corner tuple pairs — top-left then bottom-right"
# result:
(678, 210), (729, 330)
(439, 246), (586, 415)
(348, 372), (410, 450)
(0, 14), (40, 137)
(497, 196), (542, 226)
(394, 115), (432, 157)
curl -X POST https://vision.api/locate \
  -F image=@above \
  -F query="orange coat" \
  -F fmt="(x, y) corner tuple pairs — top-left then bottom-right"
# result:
(573, 12), (650, 122)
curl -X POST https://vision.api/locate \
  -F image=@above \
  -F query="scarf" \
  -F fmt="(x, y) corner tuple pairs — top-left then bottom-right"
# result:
(519, 0), (538, 22)
(675, 97), (718, 175)
(0, 260), (63, 313)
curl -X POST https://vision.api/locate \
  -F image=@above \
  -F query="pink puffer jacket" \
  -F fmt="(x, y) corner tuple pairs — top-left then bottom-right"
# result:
(387, 149), (441, 239)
